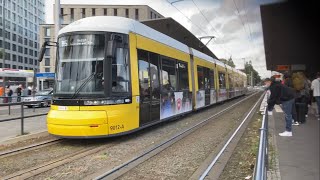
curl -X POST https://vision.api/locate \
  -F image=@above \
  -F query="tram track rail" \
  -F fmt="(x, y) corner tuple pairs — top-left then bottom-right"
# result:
(89, 91), (264, 180)
(0, 138), (63, 158)
(1, 142), (117, 180)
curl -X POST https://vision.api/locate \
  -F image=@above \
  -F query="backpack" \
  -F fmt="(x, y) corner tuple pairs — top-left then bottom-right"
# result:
(292, 72), (305, 91)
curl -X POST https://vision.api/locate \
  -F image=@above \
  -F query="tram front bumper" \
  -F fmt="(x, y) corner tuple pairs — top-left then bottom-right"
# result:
(47, 110), (108, 137)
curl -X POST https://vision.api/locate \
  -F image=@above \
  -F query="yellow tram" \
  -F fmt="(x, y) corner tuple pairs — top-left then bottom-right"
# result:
(39, 16), (247, 138)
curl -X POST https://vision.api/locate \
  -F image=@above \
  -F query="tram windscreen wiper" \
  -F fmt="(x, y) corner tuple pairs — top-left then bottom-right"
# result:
(71, 72), (96, 99)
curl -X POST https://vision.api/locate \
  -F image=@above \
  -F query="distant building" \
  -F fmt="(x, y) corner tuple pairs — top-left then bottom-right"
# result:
(39, 4), (164, 74)
(0, 0), (45, 70)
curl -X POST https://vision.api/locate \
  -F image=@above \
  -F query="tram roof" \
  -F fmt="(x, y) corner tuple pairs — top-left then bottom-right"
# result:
(59, 16), (190, 55)
(141, 18), (218, 59)
(59, 16), (219, 61)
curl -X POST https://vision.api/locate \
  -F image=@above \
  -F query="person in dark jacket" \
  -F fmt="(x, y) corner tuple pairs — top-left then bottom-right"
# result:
(283, 72), (299, 125)
(265, 77), (295, 137)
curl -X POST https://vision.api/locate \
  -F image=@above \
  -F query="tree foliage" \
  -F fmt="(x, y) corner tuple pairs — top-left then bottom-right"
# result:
(244, 61), (261, 85)
(220, 56), (235, 68)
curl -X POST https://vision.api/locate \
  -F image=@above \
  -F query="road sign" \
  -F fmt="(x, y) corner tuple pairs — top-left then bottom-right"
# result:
(36, 72), (55, 78)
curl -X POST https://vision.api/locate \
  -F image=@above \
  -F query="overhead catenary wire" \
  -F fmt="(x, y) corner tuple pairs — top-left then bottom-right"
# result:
(167, 0), (233, 57)
(166, 0), (208, 36)
(190, 0), (233, 57)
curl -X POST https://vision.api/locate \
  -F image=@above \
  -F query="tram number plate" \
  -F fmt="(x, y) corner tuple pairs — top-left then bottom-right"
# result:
(110, 124), (124, 131)
(58, 106), (68, 111)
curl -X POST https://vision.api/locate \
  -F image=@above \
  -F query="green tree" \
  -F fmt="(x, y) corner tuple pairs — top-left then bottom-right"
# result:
(244, 61), (261, 86)
(219, 56), (235, 68)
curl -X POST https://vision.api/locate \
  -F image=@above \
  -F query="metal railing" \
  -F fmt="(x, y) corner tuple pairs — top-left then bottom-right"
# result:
(253, 107), (269, 180)
(0, 100), (49, 135)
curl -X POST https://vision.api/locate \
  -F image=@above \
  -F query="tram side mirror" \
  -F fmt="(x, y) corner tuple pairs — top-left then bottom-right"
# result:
(38, 41), (49, 62)
(107, 40), (116, 58)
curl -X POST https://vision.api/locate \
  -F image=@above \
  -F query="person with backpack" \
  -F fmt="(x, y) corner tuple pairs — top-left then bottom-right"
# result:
(265, 77), (296, 137)
(292, 72), (310, 124)
(311, 72), (320, 120)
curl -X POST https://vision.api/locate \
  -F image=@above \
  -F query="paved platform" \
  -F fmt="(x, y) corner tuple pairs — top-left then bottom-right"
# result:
(271, 104), (319, 180)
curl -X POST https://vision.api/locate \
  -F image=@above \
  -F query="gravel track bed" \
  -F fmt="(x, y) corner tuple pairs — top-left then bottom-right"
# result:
(0, 140), (100, 177)
(218, 109), (262, 180)
(117, 93), (261, 180)
(28, 93), (257, 180)
(0, 135), (56, 152)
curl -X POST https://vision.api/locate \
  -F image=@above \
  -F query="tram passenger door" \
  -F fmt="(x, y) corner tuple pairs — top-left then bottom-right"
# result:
(138, 50), (160, 126)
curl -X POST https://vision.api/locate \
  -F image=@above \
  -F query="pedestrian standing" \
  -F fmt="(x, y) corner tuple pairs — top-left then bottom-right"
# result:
(6, 85), (13, 103)
(265, 77), (295, 137)
(16, 84), (23, 102)
(283, 72), (298, 125)
(311, 72), (320, 120)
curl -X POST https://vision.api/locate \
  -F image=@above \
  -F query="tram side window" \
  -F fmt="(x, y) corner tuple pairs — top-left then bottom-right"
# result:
(112, 47), (129, 93)
(209, 70), (215, 89)
(149, 52), (160, 95)
(204, 68), (211, 90)
(229, 75), (233, 89)
(177, 61), (189, 91)
(219, 72), (226, 89)
(197, 66), (204, 90)
(161, 57), (177, 91)
(138, 50), (150, 97)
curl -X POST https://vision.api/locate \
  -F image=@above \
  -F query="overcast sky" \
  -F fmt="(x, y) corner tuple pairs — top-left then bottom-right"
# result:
(45, 0), (284, 78)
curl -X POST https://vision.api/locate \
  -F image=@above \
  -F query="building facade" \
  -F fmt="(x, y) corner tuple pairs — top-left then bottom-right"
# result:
(39, 4), (164, 73)
(0, 0), (45, 71)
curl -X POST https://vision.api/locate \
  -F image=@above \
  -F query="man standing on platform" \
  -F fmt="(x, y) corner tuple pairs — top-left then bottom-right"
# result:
(311, 72), (320, 120)
(265, 77), (296, 137)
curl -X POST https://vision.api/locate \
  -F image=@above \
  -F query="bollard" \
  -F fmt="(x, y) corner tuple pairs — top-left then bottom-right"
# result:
(9, 104), (11, 115)
(21, 102), (24, 135)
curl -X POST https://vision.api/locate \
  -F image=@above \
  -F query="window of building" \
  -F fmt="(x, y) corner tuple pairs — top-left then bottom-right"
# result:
(18, 56), (23, 63)
(114, 8), (117, 16)
(18, 46), (22, 53)
(60, 8), (64, 23)
(29, 58), (33, 65)
(45, 58), (50, 66)
(29, 40), (33, 47)
(12, 44), (16, 51)
(4, 42), (10, 50)
(150, 11), (153, 19)
(24, 47), (28, 54)
(135, 9), (139, 20)
(34, 60), (37, 65)
(13, 65), (17, 69)
(125, 9), (129, 18)
(29, 49), (33, 56)
(45, 68), (50, 72)
(92, 8), (95, 16)
(82, 8), (85, 18)
(45, 48), (50, 56)
(103, 8), (107, 15)
(44, 27), (50, 37)
(5, 53), (10, 60)
(70, 8), (74, 22)
(24, 67), (28, 70)
(12, 54), (17, 61)
(18, 66), (23, 69)
(5, 64), (11, 68)
(34, 51), (37, 57)
(24, 38), (28, 45)
(12, 33), (16, 41)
